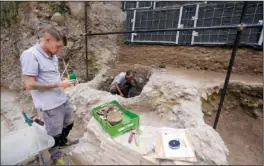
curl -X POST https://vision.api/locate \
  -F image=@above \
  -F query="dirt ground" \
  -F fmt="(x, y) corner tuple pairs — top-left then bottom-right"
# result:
(117, 45), (263, 76)
(204, 111), (262, 165)
(114, 44), (263, 165)
(202, 88), (262, 165)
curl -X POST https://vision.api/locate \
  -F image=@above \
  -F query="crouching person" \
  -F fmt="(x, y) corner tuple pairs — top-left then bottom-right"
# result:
(109, 70), (135, 98)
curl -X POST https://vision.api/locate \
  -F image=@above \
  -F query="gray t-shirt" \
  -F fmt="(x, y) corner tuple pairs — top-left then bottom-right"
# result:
(110, 72), (126, 90)
(20, 44), (68, 110)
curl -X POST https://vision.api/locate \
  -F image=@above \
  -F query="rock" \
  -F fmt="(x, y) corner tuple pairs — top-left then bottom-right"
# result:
(138, 77), (144, 84)
(67, 2), (85, 19)
(51, 12), (64, 25)
(206, 111), (212, 116)
(161, 69), (167, 72)
(170, 117), (177, 122)
(253, 109), (263, 118)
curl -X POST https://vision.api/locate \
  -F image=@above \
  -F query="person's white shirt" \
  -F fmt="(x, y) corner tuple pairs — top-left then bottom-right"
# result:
(109, 72), (126, 90)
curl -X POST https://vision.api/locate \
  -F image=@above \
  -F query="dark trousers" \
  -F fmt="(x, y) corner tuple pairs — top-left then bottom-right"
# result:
(110, 81), (132, 98)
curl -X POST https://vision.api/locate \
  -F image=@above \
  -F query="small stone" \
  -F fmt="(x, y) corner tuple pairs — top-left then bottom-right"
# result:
(73, 105), (77, 111)
(138, 77), (144, 84)
(51, 12), (65, 25)
(161, 69), (167, 72)
(253, 109), (263, 118)
(207, 111), (212, 116)
(170, 117), (177, 122)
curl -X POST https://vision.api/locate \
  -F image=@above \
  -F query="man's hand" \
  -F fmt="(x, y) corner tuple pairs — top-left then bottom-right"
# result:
(76, 79), (79, 84)
(114, 82), (123, 97)
(57, 79), (76, 89)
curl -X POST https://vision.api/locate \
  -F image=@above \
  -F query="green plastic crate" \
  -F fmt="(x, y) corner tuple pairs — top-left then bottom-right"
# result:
(92, 100), (139, 137)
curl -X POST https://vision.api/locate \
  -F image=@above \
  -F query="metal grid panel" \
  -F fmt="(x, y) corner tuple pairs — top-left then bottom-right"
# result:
(178, 5), (196, 44)
(133, 9), (180, 43)
(241, 1), (263, 45)
(138, 1), (152, 8)
(124, 1), (263, 47)
(155, 1), (200, 8)
(194, 1), (263, 45)
(124, 1), (136, 9)
(125, 10), (134, 41)
(194, 2), (244, 44)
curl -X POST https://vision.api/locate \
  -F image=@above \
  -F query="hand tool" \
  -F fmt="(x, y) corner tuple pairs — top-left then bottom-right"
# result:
(62, 59), (69, 76)
(128, 132), (135, 144)
(134, 133), (139, 147)
(134, 128), (141, 147)
(22, 110), (32, 126)
(61, 61), (69, 79)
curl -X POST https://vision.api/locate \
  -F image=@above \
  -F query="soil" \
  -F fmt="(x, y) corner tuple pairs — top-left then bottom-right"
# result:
(117, 44), (263, 76)
(202, 92), (262, 165)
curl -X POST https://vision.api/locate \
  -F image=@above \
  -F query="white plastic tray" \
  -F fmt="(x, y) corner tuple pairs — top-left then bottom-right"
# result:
(1, 125), (54, 165)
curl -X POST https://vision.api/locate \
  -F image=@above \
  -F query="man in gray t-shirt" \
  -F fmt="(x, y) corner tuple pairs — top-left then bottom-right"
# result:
(109, 70), (134, 98)
(20, 27), (75, 165)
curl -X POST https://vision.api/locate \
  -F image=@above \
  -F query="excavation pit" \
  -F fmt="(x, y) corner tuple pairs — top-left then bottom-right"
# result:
(97, 65), (152, 98)
(202, 83), (263, 165)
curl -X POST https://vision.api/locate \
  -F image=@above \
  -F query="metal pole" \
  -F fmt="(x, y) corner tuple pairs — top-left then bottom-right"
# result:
(85, 23), (262, 36)
(213, 2), (248, 130)
(84, 1), (88, 80)
(257, 20), (263, 46)
(191, 4), (199, 45)
(176, 6), (183, 44)
(131, 1), (138, 42)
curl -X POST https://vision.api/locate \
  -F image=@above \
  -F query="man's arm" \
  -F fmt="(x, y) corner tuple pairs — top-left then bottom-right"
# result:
(23, 75), (76, 91)
(20, 52), (75, 91)
(23, 75), (58, 91)
(114, 82), (123, 96)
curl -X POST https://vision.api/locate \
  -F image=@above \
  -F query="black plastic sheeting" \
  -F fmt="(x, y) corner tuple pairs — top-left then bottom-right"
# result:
(123, 1), (263, 48)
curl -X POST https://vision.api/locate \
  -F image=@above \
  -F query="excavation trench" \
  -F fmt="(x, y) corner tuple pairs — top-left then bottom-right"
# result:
(202, 83), (263, 165)
(97, 65), (152, 97)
